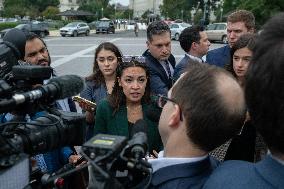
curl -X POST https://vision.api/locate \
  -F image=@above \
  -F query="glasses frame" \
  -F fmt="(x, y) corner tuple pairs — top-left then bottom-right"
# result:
(156, 94), (183, 121)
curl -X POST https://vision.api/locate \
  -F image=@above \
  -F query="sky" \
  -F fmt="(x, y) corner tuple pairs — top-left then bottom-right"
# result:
(110, 0), (129, 6)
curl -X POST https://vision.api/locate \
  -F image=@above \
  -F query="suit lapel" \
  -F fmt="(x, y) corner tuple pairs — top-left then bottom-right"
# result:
(145, 50), (173, 87)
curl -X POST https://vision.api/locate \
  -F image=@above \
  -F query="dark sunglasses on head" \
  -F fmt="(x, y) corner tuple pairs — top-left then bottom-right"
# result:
(121, 56), (146, 63)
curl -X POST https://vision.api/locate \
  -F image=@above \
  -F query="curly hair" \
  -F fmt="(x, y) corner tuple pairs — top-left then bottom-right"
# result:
(108, 60), (151, 114)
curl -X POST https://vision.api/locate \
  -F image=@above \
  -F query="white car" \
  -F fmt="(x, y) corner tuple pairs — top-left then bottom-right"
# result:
(60, 22), (90, 37)
(205, 23), (228, 43)
(170, 23), (191, 40)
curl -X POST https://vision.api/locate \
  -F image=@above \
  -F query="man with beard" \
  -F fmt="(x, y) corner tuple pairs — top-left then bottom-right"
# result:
(24, 32), (77, 112)
(24, 33), (80, 176)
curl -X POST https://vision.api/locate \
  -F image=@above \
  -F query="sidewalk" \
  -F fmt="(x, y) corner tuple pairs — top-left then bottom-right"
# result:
(49, 28), (126, 37)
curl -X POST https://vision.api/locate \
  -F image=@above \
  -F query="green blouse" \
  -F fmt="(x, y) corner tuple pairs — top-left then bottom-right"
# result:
(94, 99), (163, 153)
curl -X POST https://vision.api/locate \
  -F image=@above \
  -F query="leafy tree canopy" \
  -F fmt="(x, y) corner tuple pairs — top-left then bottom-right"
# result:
(3, 0), (60, 18)
(160, 0), (283, 26)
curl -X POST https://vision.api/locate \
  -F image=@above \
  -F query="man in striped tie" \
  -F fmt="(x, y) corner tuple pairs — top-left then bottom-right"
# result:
(142, 21), (176, 96)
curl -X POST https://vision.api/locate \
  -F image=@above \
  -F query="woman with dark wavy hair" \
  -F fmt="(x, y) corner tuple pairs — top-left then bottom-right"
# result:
(225, 33), (257, 87)
(80, 42), (122, 140)
(211, 33), (267, 162)
(94, 57), (163, 154)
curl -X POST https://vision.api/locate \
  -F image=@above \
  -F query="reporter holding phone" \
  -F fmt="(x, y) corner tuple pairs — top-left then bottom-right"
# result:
(80, 42), (123, 140)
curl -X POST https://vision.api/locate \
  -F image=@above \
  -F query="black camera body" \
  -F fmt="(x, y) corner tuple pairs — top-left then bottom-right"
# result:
(81, 131), (151, 189)
(0, 29), (86, 189)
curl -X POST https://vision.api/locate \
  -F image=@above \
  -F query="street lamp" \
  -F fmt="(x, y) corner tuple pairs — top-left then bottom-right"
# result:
(114, 1), (117, 26)
(181, 10), (184, 21)
(219, 0), (224, 22)
(190, 8), (195, 23)
(220, 7), (223, 22)
(203, 0), (208, 22)
(101, 7), (104, 18)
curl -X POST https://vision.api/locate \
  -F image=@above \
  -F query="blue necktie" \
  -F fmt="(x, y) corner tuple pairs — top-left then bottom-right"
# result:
(165, 61), (172, 80)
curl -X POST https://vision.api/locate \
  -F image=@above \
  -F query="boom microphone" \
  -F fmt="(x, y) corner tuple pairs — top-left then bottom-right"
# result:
(0, 75), (85, 113)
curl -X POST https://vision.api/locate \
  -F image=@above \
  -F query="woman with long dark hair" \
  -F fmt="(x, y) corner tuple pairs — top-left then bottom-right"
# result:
(80, 42), (123, 140)
(94, 57), (163, 154)
(211, 33), (267, 162)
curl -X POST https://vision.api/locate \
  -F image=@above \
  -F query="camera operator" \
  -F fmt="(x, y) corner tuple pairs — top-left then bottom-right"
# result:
(142, 62), (246, 188)
(22, 32), (82, 175)
(0, 29), (87, 189)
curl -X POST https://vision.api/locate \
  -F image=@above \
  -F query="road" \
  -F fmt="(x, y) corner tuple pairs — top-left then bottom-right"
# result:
(45, 30), (225, 77)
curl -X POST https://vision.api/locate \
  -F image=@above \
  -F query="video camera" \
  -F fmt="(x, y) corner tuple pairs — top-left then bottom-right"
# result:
(0, 29), (86, 189)
(41, 120), (152, 189)
(82, 119), (151, 189)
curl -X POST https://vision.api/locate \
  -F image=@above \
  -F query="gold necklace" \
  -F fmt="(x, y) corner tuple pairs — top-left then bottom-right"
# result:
(126, 105), (142, 113)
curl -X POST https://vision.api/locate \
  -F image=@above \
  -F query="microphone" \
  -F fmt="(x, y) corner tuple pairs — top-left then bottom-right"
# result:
(127, 119), (148, 160)
(3, 28), (27, 60)
(0, 29), (26, 79)
(0, 75), (85, 113)
(12, 65), (53, 80)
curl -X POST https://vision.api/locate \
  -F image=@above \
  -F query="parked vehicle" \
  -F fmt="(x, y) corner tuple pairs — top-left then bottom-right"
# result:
(170, 23), (191, 40)
(96, 21), (115, 34)
(88, 21), (100, 30)
(59, 22), (90, 37)
(0, 22), (49, 38)
(205, 22), (228, 43)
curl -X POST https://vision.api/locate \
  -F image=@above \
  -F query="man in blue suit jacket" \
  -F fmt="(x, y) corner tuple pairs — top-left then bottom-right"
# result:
(142, 62), (246, 189)
(203, 13), (284, 189)
(143, 21), (176, 95)
(173, 25), (211, 81)
(206, 10), (255, 68)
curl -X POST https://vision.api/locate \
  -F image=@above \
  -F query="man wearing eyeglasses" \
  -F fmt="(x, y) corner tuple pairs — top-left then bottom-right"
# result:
(143, 62), (246, 188)
(142, 21), (176, 96)
(203, 13), (284, 189)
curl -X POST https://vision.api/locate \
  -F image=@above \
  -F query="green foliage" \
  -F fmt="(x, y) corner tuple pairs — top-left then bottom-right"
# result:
(78, 0), (133, 20)
(122, 9), (133, 20)
(42, 6), (60, 20)
(161, 0), (283, 27)
(0, 22), (19, 30)
(160, 0), (219, 22)
(141, 10), (152, 20)
(78, 0), (110, 19)
(3, 0), (60, 18)
(222, 0), (284, 28)
(3, 5), (28, 17)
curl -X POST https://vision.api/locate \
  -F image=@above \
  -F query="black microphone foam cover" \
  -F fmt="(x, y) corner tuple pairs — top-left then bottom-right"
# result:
(48, 75), (85, 99)
(131, 119), (148, 137)
(3, 28), (27, 59)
